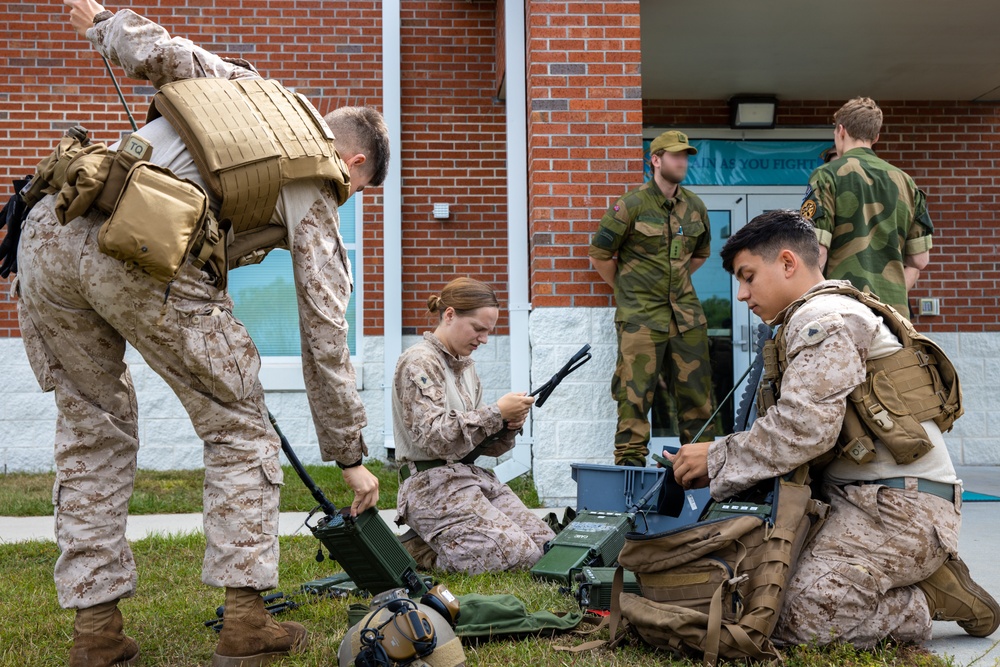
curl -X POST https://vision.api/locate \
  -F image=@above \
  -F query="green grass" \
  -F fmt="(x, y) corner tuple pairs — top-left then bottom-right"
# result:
(0, 534), (959, 667)
(0, 463), (543, 517)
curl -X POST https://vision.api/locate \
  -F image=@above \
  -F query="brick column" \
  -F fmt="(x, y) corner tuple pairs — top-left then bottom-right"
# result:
(526, 0), (644, 503)
(526, 0), (644, 307)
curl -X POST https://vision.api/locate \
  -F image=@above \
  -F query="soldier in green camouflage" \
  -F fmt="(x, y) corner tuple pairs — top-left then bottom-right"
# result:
(801, 97), (933, 317)
(589, 130), (717, 467)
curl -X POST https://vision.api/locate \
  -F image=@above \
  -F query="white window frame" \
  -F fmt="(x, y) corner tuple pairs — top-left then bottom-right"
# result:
(258, 193), (364, 391)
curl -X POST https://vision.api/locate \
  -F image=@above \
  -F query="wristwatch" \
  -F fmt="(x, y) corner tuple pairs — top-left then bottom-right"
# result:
(337, 458), (363, 470)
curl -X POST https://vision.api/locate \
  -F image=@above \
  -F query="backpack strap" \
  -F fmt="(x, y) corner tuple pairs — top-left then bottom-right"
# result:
(554, 568), (628, 654)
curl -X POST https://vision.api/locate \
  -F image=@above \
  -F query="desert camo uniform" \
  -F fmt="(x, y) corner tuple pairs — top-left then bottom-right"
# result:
(392, 333), (555, 574)
(802, 147), (933, 316)
(16, 9), (366, 610)
(589, 181), (716, 464)
(707, 280), (961, 647)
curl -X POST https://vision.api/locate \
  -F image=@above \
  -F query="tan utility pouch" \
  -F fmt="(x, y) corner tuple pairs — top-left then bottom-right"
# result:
(98, 162), (208, 283)
(847, 355), (934, 464)
(94, 134), (154, 215)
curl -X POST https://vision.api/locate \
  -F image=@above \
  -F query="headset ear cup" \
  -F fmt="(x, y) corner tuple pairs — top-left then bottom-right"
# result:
(355, 643), (388, 667)
(420, 593), (449, 624)
(420, 585), (460, 627)
(386, 598), (409, 613)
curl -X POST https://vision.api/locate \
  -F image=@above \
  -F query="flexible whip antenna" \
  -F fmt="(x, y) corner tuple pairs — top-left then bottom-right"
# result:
(101, 54), (138, 132)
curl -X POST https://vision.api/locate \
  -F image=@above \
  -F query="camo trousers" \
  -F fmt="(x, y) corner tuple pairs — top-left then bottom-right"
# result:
(17, 198), (283, 609)
(396, 463), (555, 574)
(612, 321), (716, 464)
(773, 481), (961, 647)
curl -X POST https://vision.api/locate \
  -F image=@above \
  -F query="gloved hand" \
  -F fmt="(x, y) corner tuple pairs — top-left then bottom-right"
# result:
(0, 177), (32, 278)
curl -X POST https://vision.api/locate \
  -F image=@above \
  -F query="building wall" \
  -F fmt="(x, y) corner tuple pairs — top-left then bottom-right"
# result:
(525, 0), (644, 308)
(0, 334), (513, 473)
(2, 3), (998, 509)
(397, 0), (511, 334)
(0, 0), (388, 331)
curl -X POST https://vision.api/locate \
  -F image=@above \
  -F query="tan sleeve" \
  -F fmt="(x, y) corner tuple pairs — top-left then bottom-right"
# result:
(706, 300), (877, 499)
(393, 352), (505, 462)
(905, 220), (933, 255)
(290, 186), (367, 465)
(88, 9), (259, 88)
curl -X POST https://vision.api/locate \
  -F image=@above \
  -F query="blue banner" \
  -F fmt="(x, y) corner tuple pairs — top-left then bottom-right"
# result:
(643, 139), (833, 186)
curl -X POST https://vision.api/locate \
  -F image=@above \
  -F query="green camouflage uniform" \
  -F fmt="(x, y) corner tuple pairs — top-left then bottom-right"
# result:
(801, 147), (933, 316)
(590, 182), (716, 464)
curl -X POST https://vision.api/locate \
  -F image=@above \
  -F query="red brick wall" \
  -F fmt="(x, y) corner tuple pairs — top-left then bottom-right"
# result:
(526, 0), (644, 307)
(398, 0), (509, 334)
(643, 99), (1000, 333)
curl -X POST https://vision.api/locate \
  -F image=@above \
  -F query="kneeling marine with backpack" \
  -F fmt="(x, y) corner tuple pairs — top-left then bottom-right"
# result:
(571, 285), (968, 666)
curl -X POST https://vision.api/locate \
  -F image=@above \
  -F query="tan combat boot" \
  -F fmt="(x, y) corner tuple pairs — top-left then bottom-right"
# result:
(918, 556), (1000, 637)
(212, 587), (308, 667)
(69, 599), (140, 667)
(399, 529), (437, 570)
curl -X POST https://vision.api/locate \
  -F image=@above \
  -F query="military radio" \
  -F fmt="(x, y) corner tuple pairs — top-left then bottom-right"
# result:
(529, 510), (635, 584)
(572, 566), (640, 611)
(270, 413), (428, 597)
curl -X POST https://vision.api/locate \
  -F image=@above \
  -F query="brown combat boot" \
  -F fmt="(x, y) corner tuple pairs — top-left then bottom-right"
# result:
(918, 556), (1000, 637)
(69, 600), (140, 667)
(399, 529), (437, 570)
(212, 587), (308, 667)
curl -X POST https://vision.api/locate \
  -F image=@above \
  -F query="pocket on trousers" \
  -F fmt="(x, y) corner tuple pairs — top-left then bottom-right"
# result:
(17, 294), (56, 393)
(177, 304), (261, 403)
(261, 459), (283, 537)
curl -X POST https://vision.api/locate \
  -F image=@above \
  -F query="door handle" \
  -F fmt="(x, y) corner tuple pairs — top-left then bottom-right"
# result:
(735, 324), (750, 352)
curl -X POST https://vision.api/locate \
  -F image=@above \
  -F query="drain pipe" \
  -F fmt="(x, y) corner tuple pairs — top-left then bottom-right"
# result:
(493, 0), (531, 483)
(382, 0), (402, 456)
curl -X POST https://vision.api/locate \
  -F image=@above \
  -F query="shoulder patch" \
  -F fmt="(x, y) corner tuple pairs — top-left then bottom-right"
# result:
(798, 320), (829, 345)
(800, 200), (817, 219)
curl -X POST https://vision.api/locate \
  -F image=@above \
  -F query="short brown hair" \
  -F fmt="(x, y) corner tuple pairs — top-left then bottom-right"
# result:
(833, 97), (882, 143)
(324, 106), (391, 187)
(427, 278), (499, 317)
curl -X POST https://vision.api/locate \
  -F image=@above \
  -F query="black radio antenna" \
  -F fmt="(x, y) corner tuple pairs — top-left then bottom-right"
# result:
(100, 54), (138, 132)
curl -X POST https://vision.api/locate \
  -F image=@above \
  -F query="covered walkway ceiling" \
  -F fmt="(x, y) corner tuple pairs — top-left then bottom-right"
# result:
(640, 0), (1000, 102)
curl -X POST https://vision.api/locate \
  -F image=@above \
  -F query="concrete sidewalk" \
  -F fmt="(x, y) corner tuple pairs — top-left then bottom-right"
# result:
(2, 508), (422, 544)
(3, 467), (999, 665)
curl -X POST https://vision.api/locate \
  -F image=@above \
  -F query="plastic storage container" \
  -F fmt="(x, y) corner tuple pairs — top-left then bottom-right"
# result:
(571, 462), (713, 534)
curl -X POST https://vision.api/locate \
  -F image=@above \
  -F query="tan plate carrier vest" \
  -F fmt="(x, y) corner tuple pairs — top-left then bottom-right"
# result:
(26, 79), (351, 289)
(147, 77), (352, 272)
(759, 285), (963, 466)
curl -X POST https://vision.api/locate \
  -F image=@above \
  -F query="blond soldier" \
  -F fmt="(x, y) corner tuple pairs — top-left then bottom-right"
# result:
(392, 278), (555, 574)
(669, 211), (998, 647)
(801, 97), (933, 317)
(16, 2), (387, 665)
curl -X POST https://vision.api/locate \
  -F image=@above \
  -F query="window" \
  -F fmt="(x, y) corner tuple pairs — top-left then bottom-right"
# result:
(228, 194), (362, 390)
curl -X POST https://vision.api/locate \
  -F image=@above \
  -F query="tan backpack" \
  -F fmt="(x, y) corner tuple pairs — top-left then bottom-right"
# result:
(609, 468), (827, 666)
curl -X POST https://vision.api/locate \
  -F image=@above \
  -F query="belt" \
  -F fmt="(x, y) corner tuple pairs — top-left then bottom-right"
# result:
(398, 460), (447, 482)
(855, 477), (956, 503)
